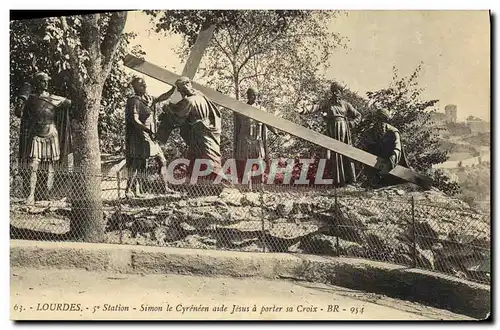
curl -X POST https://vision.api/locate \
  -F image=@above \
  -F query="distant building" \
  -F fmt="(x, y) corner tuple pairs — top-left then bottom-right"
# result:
(444, 104), (458, 123)
(466, 117), (490, 133)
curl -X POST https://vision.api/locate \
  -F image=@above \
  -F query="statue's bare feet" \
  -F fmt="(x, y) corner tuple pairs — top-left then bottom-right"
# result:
(164, 185), (177, 194)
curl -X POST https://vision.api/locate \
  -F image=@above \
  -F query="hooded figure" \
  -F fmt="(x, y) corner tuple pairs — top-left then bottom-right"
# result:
(157, 76), (222, 184)
(358, 105), (410, 187)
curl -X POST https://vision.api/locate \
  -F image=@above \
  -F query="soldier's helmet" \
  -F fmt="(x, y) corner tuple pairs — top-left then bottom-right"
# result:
(33, 72), (50, 82)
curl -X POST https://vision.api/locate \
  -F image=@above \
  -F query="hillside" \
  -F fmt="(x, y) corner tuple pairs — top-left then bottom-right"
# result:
(10, 182), (490, 285)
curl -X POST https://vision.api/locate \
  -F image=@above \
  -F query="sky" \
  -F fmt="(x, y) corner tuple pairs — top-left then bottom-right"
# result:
(123, 10), (490, 122)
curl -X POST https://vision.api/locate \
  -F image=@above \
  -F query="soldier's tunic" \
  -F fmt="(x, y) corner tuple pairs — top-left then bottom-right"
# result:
(125, 94), (163, 161)
(319, 99), (362, 186)
(18, 92), (71, 164)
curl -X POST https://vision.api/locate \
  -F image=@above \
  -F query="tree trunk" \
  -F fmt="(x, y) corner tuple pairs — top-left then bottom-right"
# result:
(69, 83), (104, 243)
(232, 75), (241, 160)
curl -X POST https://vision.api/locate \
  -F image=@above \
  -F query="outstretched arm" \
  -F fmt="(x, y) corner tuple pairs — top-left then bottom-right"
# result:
(345, 101), (362, 128)
(154, 86), (177, 105)
(156, 100), (191, 143)
(14, 97), (26, 118)
(388, 131), (402, 169)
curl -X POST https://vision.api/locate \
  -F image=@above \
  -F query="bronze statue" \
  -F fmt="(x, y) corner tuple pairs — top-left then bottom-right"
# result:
(311, 81), (362, 186)
(124, 77), (175, 198)
(234, 87), (280, 185)
(358, 106), (410, 187)
(156, 76), (222, 183)
(14, 72), (72, 205)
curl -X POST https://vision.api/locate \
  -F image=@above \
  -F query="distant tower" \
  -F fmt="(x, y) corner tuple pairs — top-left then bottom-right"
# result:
(445, 104), (457, 123)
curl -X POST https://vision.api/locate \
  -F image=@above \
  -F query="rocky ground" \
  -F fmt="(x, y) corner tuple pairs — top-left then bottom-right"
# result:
(10, 182), (490, 285)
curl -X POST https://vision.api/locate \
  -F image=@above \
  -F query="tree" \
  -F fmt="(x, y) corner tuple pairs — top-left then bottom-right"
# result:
(10, 12), (129, 242)
(10, 16), (141, 157)
(359, 64), (449, 172)
(146, 10), (345, 160)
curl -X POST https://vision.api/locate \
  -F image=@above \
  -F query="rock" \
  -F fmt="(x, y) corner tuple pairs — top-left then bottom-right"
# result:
(200, 237), (217, 245)
(316, 212), (364, 244)
(396, 189), (405, 196)
(172, 208), (190, 222)
(292, 200), (315, 214)
(288, 241), (302, 253)
(341, 240), (367, 258)
(152, 227), (168, 245)
(239, 242), (264, 253)
(215, 220), (267, 246)
(241, 192), (261, 207)
(203, 211), (226, 223)
(268, 222), (319, 239)
(290, 212), (312, 222)
(249, 207), (263, 217)
(363, 232), (387, 250)
(357, 206), (378, 217)
(219, 188), (244, 206)
(416, 244), (435, 269)
(301, 234), (366, 257)
(179, 222), (196, 231)
(300, 234), (337, 256)
(105, 211), (135, 232)
(177, 200), (188, 208)
(187, 212), (206, 223)
(130, 217), (159, 238)
(365, 216), (383, 224)
(276, 200), (294, 216)
(229, 238), (260, 248)
(178, 235), (214, 249)
(220, 220), (268, 232)
(412, 220), (440, 249)
(394, 253), (414, 266)
(228, 206), (261, 222)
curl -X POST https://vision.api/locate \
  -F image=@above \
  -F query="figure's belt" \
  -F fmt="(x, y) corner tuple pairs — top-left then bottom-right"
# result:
(324, 114), (346, 121)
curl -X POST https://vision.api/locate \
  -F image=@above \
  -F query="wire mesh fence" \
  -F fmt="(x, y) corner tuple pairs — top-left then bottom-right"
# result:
(9, 163), (490, 285)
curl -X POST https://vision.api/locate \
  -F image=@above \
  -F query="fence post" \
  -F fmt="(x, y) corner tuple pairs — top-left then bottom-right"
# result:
(411, 196), (417, 268)
(117, 171), (123, 244)
(260, 186), (266, 253)
(335, 185), (340, 257)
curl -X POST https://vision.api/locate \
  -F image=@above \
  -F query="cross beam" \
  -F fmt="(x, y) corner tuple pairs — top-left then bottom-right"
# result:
(169, 24), (216, 103)
(123, 54), (431, 187)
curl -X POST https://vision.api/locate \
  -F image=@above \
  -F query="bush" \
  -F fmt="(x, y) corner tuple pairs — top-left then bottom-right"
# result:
(424, 168), (462, 196)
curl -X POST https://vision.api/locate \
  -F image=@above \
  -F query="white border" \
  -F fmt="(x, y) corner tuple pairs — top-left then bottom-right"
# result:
(1, 1), (497, 329)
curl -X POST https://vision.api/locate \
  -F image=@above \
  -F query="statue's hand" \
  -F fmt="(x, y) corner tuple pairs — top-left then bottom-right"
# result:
(378, 159), (393, 174)
(388, 155), (397, 169)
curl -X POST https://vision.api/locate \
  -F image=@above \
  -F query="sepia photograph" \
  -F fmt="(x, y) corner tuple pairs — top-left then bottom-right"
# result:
(7, 6), (491, 322)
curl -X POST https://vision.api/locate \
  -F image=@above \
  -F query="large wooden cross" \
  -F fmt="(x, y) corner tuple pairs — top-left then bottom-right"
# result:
(123, 32), (431, 187)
